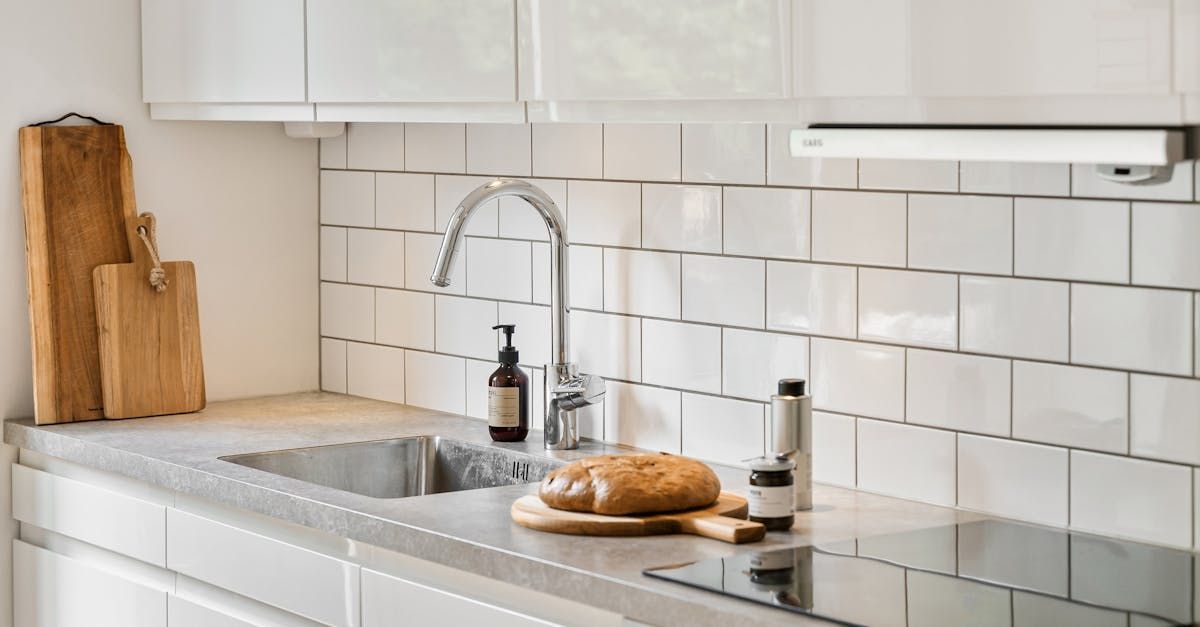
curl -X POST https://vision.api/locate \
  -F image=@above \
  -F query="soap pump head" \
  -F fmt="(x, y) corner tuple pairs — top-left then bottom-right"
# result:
(493, 324), (519, 365)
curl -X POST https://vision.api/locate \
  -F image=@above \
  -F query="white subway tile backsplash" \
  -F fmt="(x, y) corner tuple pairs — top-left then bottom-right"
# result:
(404, 232), (464, 295)
(534, 244), (604, 310)
(320, 227), (347, 282)
(906, 350), (1010, 436)
(1130, 374), (1200, 465)
(465, 124), (530, 176)
(857, 419), (956, 506)
(1132, 202), (1200, 289)
(811, 191), (907, 267)
(603, 249), (681, 319)
(498, 178), (566, 242)
(464, 359), (493, 420)
(641, 184), (722, 253)
(766, 125), (857, 188)
(766, 261), (857, 338)
(1071, 161), (1195, 201)
(681, 255), (764, 328)
(958, 435), (1068, 527)
(320, 171), (374, 227)
(960, 276), (1069, 361)
(1014, 198), (1129, 283)
(566, 180), (641, 247)
(1012, 362), (1127, 454)
(908, 194), (1012, 275)
(346, 342), (405, 404)
(466, 237), (532, 302)
(858, 269), (958, 349)
(347, 123), (404, 171)
(1070, 451), (1193, 548)
(812, 412), (856, 487)
(721, 329), (808, 402)
(811, 339), (905, 420)
(1071, 284), (1193, 375)
(603, 123), (681, 182)
(532, 123), (602, 179)
(320, 282), (374, 342)
(434, 175), (498, 236)
(377, 173), (435, 232)
(681, 393), (764, 467)
(434, 295), (496, 360)
(320, 134), (347, 169)
(404, 351), (466, 415)
(320, 338), (347, 393)
(682, 123), (766, 185)
(376, 289), (435, 351)
(403, 123), (465, 173)
(958, 161), (1070, 197)
(604, 381), (681, 453)
(1196, 292), (1199, 378)
(347, 229), (405, 288)
(722, 187), (810, 260)
(858, 159), (958, 192)
(642, 319), (721, 394)
(570, 310), (641, 381)
(497, 302), (551, 367)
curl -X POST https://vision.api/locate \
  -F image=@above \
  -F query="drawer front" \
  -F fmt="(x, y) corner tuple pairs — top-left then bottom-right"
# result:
(168, 596), (255, 627)
(167, 509), (360, 627)
(12, 463), (166, 565)
(13, 540), (167, 627)
(362, 568), (557, 627)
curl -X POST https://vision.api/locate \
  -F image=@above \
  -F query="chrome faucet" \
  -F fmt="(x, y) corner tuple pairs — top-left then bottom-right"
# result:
(430, 178), (604, 450)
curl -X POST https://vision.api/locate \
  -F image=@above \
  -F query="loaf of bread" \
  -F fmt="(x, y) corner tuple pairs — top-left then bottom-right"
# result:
(538, 453), (721, 515)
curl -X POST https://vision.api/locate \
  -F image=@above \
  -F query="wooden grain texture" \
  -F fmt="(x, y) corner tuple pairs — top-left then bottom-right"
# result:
(20, 125), (134, 424)
(94, 207), (205, 419)
(511, 492), (766, 544)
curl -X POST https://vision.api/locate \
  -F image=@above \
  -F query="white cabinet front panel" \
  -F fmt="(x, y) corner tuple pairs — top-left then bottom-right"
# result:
(13, 540), (167, 627)
(308, 0), (517, 102)
(520, 0), (792, 101)
(166, 509), (361, 627)
(794, 0), (1172, 98)
(142, 0), (307, 103)
(168, 596), (255, 627)
(361, 568), (558, 627)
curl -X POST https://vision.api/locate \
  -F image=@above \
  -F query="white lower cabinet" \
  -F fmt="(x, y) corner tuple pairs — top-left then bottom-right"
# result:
(361, 568), (555, 627)
(167, 596), (255, 627)
(13, 540), (168, 627)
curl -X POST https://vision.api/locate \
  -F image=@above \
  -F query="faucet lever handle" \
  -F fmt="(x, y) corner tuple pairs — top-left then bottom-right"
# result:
(553, 374), (605, 410)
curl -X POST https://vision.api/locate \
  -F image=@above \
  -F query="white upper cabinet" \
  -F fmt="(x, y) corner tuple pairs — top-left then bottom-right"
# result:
(142, 0), (306, 103)
(308, 0), (517, 102)
(519, 0), (792, 101)
(795, 0), (1172, 98)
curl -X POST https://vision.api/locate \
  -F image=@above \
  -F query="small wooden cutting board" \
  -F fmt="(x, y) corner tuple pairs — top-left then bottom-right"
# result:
(93, 211), (205, 419)
(511, 491), (766, 544)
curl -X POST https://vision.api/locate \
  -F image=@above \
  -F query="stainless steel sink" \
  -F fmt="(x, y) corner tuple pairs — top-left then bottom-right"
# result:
(220, 436), (562, 499)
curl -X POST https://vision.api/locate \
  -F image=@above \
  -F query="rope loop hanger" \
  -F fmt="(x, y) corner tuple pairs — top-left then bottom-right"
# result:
(136, 213), (168, 293)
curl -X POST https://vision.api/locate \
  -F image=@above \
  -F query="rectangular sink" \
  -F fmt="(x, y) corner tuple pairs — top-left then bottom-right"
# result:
(220, 436), (562, 499)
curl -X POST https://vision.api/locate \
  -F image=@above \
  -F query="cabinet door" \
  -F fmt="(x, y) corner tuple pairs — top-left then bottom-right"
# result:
(520, 0), (791, 101)
(142, 0), (306, 103)
(13, 540), (167, 627)
(794, 0), (1172, 98)
(361, 568), (556, 627)
(308, 0), (517, 102)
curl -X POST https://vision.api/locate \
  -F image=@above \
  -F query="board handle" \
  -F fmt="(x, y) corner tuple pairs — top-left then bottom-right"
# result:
(684, 515), (766, 544)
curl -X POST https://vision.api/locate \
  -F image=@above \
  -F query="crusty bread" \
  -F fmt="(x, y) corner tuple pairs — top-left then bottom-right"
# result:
(538, 453), (721, 515)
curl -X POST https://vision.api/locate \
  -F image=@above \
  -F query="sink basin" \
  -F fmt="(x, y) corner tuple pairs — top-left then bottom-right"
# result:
(220, 436), (562, 499)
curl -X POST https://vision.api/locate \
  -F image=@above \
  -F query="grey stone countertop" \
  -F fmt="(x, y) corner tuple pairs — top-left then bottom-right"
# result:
(5, 392), (985, 627)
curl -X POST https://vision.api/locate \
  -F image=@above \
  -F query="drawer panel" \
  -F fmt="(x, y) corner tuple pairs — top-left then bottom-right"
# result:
(362, 568), (556, 627)
(167, 509), (360, 627)
(168, 596), (255, 627)
(13, 540), (167, 627)
(12, 463), (166, 565)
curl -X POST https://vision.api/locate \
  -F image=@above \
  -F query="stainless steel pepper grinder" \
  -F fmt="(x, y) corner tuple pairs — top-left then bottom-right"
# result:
(769, 379), (812, 511)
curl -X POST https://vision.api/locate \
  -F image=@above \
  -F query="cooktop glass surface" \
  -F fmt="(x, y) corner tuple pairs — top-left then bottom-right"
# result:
(645, 519), (1197, 626)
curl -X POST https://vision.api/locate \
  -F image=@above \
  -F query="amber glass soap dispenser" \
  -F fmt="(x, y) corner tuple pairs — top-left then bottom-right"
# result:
(488, 324), (529, 442)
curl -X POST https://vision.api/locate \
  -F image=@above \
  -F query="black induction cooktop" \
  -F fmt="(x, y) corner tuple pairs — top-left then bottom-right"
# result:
(645, 519), (1197, 626)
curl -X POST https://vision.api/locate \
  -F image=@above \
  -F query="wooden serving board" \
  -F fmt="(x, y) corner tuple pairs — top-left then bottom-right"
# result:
(93, 211), (205, 419)
(511, 491), (766, 544)
(20, 124), (135, 424)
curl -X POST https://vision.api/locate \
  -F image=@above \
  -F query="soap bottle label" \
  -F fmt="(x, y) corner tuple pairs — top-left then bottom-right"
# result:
(488, 387), (521, 427)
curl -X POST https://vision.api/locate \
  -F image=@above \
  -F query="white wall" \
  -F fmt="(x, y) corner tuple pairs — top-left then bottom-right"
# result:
(0, 1), (320, 624)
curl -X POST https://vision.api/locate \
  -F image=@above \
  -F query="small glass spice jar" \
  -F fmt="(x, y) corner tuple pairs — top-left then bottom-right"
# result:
(747, 455), (796, 531)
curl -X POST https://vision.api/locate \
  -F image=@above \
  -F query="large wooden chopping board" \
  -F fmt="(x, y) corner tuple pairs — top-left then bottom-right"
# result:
(20, 124), (135, 424)
(511, 491), (766, 544)
(93, 210), (205, 419)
